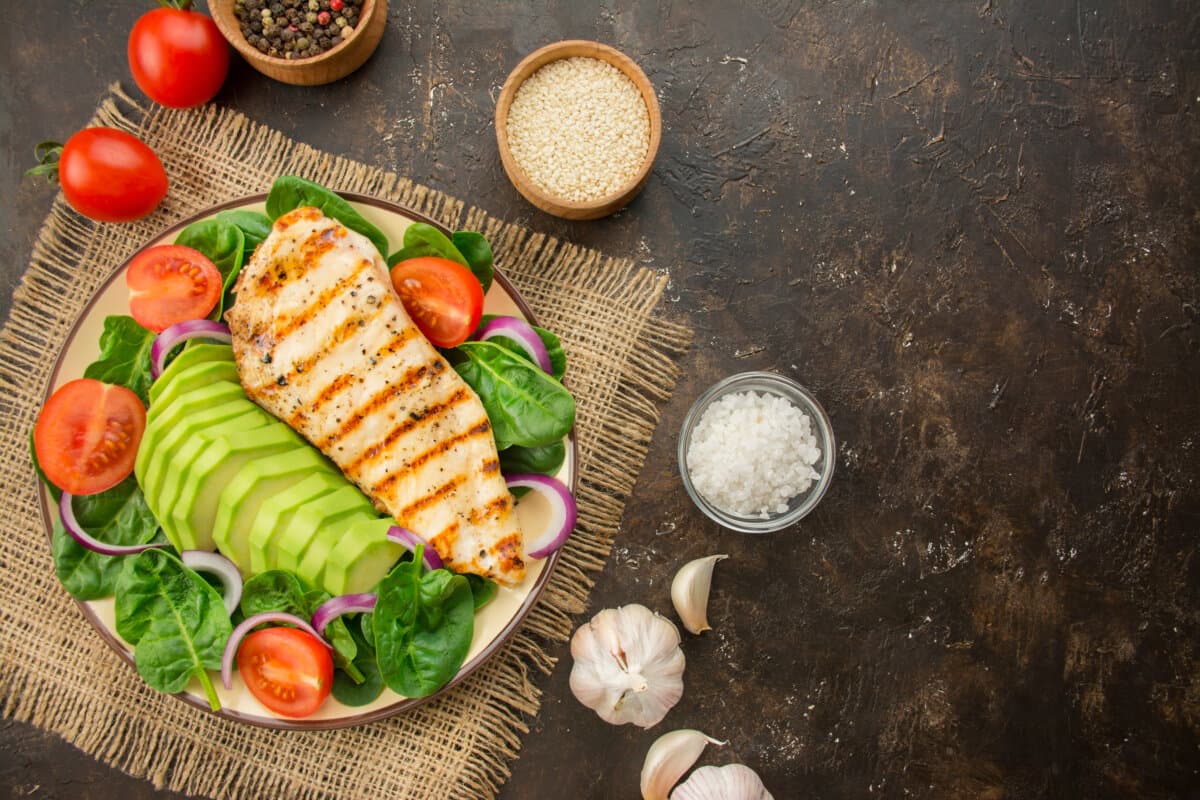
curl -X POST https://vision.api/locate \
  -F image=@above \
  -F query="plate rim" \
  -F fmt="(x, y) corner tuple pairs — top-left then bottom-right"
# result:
(37, 191), (575, 730)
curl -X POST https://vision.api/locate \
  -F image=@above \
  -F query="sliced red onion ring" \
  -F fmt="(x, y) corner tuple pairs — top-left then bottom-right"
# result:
(150, 320), (232, 379)
(387, 526), (444, 571)
(59, 491), (168, 557)
(181, 550), (243, 615)
(476, 316), (553, 374)
(311, 593), (377, 636)
(220, 611), (332, 690)
(505, 473), (577, 559)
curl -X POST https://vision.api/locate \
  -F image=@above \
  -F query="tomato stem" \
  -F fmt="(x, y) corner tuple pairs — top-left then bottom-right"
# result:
(156, 0), (193, 9)
(25, 140), (63, 183)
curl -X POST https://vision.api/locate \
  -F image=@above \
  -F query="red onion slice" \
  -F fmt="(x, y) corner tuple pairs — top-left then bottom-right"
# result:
(505, 473), (577, 558)
(476, 316), (553, 374)
(311, 593), (377, 636)
(386, 526), (444, 571)
(59, 491), (168, 557)
(180, 550), (243, 615)
(150, 320), (232, 379)
(220, 611), (331, 690)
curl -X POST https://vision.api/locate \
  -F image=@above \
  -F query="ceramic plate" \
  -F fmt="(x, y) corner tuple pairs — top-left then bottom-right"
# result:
(37, 193), (574, 729)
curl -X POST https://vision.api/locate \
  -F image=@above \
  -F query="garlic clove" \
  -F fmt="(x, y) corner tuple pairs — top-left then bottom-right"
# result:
(670, 554), (728, 634)
(640, 729), (726, 800)
(670, 763), (774, 800)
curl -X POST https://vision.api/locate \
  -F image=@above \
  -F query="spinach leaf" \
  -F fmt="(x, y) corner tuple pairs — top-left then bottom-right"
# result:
(450, 231), (494, 293)
(114, 549), (231, 710)
(386, 223), (468, 269)
(463, 573), (498, 610)
(452, 341), (576, 449)
(479, 314), (567, 380)
(498, 441), (567, 477)
(51, 475), (162, 601)
(359, 612), (375, 650)
(174, 218), (245, 320)
(265, 175), (389, 257)
(82, 315), (156, 405)
(240, 570), (363, 683)
(30, 431), (61, 504)
(215, 209), (272, 258)
(372, 548), (474, 698)
(331, 621), (384, 706)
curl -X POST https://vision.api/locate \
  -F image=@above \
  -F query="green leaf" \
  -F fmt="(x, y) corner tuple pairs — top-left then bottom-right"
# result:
(51, 476), (162, 601)
(240, 570), (362, 682)
(215, 209), (272, 258)
(114, 549), (231, 710)
(372, 548), (474, 698)
(174, 218), (245, 320)
(30, 430), (61, 504)
(498, 441), (566, 477)
(265, 175), (390, 257)
(331, 622), (384, 706)
(82, 316), (156, 405)
(463, 573), (498, 610)
(478, 314), (567, 380)
(452, 341), (576, 449)
(450, 231), (494, 293)
(397, 223), (468, 267)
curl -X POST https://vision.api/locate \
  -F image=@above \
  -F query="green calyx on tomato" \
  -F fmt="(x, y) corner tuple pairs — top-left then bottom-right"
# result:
(129, 2), (229, 108)
(126, 244), (223, 333)
(237, 626), (334, 718)
(33, 378), (147, 496)
(26, 129), (168, 223)
(389, 257), (485, 349)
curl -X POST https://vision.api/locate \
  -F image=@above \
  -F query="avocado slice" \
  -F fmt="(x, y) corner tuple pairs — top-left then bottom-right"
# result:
(134, 380), (245, 480)
(321, 516), (406, 595)
(212, 447), (342, 574)
(148, 343), (235, 406)
(273, 487), (376, 578)
(164, 423), (306, 552)
(246, 472), (347, 575)
(294, 492), (380, 592)
(138, 399), (269, 518)
(147, 360), (241, 423)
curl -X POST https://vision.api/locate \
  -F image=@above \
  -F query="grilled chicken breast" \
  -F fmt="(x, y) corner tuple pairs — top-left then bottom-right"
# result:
(225, 206), (525, 584)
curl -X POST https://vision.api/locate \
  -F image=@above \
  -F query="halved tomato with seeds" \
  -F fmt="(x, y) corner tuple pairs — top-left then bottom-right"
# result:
(126, 244), (222, 333)
(33, 378), (146, 496)
(237, 626), (333, 718)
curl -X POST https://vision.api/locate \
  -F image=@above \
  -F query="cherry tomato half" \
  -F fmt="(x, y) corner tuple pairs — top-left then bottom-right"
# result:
(389, 257), (485, 348)
(33, 379), (146, 496)
(126, 244), (223, 333)
(57, 128), (168, 223)
(128, 5), (229, 108)
(237, 627), (333, 718)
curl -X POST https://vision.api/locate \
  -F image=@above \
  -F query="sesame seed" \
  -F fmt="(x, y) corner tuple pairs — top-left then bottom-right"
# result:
(506, 56), (651, 203)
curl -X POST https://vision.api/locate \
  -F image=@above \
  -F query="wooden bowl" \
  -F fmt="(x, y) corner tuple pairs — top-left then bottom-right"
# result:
(495, 40), (662, 220)
(207, 0), (386, 86)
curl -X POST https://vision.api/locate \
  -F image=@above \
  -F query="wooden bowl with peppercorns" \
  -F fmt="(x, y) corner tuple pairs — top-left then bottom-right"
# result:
(495, 40), (662, 220)
(207, 0), (385, 86)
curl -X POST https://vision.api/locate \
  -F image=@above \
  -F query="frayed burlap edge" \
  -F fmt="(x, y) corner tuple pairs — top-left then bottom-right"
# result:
(0, 85), (691, 799)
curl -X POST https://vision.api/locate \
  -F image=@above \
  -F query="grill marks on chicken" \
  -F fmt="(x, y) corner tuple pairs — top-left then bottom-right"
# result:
(225, 206), (526, 584)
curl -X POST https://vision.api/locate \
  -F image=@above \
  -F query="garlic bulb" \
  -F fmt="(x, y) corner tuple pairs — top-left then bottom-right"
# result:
(640, 729), (726, 800)
(670, 554), (727, 634)
(671, 764), (774, 800)
(569, 604), (685, 728)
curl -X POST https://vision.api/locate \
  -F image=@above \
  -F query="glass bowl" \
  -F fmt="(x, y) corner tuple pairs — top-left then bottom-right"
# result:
(677, 371), (835, 533)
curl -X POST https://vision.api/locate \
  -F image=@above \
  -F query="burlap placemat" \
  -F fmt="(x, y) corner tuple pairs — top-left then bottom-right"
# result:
(0, 85), (690, 799)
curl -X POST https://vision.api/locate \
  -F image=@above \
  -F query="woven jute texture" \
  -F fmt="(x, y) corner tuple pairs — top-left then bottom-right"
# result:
(0, 85), (690, 799)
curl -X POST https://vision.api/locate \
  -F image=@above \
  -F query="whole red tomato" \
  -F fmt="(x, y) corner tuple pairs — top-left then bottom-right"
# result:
(49, 128), (168, 222)
(128, 1), (229, 108)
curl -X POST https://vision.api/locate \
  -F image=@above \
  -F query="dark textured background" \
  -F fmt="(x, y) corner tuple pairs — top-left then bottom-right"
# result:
(3, 1), (1198, 798)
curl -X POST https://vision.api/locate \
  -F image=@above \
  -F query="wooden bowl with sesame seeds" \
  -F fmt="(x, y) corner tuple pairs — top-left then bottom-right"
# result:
(495, 40), (662, 220)
(207, 0), (386, 86)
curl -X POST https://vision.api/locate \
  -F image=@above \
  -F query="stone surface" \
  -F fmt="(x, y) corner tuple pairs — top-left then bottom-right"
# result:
(2, 1), (1199, 798)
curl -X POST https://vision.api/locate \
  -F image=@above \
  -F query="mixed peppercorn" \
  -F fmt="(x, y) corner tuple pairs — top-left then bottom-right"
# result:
(234, 0), (361, 60)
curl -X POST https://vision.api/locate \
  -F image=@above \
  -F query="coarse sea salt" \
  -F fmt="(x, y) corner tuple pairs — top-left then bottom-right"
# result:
(686, 390), (822, 518)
